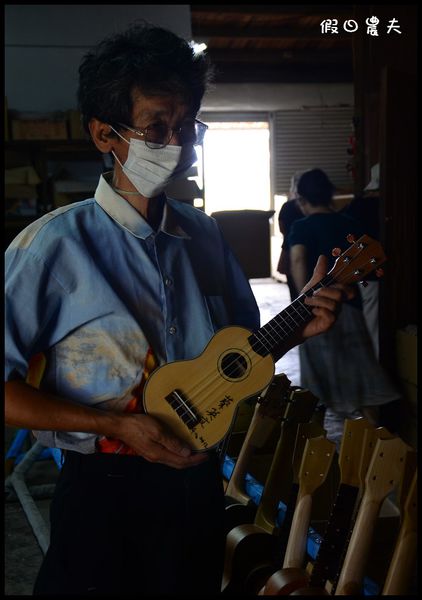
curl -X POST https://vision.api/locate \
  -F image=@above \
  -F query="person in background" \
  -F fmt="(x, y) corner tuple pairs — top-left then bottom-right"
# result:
(5, 23), (350, 596)
(289, 168), (401, 448)
(342, 162), (381, 358)
(276, 172), (304, 300)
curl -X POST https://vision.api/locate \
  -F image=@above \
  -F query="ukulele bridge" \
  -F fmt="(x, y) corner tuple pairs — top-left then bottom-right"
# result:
(165, 389), (201, 430)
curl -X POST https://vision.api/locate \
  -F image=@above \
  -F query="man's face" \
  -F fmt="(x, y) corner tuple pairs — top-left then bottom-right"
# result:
(114, 90), (194, 160)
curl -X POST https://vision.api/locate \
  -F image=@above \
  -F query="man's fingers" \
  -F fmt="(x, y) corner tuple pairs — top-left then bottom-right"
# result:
(144, 441), (209, 469)
(140, 418), (209, 468)
(304, 294), (338, 313)
(158, 430), (193, 458)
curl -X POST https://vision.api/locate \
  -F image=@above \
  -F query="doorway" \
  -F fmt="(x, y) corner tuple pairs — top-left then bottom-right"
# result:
(199, 121), (271, 216)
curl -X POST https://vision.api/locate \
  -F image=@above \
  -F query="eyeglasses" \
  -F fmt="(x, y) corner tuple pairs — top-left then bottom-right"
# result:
(117, 118), (208, 149)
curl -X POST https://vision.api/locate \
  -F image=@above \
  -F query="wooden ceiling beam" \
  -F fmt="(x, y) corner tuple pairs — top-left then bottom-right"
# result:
(211, 62), (353, 84)
(191, 5), (354, 16)
(192, 25), (352, 40)
(206, 48), (352, 65)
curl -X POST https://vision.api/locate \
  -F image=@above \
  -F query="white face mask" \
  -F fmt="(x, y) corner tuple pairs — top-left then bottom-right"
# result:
(110, 126), (197, 198)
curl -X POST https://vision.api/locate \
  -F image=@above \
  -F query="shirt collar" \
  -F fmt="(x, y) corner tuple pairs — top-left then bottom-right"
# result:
(94, 172), (190, 240)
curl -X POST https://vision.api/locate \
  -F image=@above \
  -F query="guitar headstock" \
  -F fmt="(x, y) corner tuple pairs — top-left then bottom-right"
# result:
(327, 234), (386, 286)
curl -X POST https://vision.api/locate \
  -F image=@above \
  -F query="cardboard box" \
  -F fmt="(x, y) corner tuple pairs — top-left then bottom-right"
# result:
(5, 184), (38, 199)
(67, 109), (86, 140)
(5, 166), (41, 185)
(11, 118), (68, 140)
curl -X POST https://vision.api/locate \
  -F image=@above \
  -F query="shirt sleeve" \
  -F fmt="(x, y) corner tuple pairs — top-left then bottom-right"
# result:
(288, 218), (309, 248)
(5, 248), (67, 381)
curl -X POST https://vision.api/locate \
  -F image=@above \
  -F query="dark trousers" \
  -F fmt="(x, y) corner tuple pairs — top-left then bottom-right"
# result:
(33, 450), (225, 596)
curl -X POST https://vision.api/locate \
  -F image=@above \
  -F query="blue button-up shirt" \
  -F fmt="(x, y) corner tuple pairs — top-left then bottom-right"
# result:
(5, 173), (260, 453)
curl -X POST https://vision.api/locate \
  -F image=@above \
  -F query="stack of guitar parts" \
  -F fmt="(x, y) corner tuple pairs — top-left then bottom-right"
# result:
(221, 375), (417, 596)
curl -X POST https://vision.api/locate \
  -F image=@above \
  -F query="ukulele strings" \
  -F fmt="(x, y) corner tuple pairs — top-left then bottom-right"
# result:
(175, 248), (373, 422)
(183, 251), (357, 409)
(181, 256), (366, 416)
(182, 292), (312, 411)
(181, 266), (343, 407)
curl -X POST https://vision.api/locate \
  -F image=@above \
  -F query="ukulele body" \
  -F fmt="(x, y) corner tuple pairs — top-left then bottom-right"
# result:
(143, 326), (274, 451)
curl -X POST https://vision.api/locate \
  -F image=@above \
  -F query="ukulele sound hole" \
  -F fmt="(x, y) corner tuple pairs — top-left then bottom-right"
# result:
(220, 352), (249, 380)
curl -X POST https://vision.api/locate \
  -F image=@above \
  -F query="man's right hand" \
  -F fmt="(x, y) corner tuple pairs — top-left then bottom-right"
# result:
(115, 412), (209, 469)
(5, 380), (208, 470)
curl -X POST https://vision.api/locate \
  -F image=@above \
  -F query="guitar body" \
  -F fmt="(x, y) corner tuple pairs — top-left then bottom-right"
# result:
(143, 326), (274, 451)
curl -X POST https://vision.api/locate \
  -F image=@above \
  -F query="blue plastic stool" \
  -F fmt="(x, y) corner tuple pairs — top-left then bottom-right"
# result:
(5, 430), (63, 554)
(5, 429), (63, 471)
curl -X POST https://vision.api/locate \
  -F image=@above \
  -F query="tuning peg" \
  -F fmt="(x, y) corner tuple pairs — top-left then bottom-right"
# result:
(375, 268), (384, 278)
(359, 280), (368, 287)
(331, 247), (342, 257)
(346, 233), (356, 243)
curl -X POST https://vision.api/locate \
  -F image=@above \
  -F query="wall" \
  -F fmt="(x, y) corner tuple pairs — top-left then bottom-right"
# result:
(202, 82), (353, 112)
(5, 5), (353, 115)
(5, 5), (192, 112)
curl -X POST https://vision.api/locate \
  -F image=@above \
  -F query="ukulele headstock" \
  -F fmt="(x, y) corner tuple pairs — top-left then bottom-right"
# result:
(365, 437), (411, 503)
(284, 388), (319, 425)
(338, 418), (373, 487)
(299, 436), (336, 496)
(257, 372), (292, 419)
(328, 234), (386, 286)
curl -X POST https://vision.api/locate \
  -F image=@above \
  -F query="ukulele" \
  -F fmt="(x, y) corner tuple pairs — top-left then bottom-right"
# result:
(333, 426), (396, 584)
(260, 418), (393, 596)
(254, 389), (318, 535)
(261, 418), (371, 595)
(225, 373), (291, 533)
(244, 421), (327, 595)
(221, 389), (318, 595)
(269, 421), (327, 568)
(143, 235), (386, 450)
(258, 436), (336, 596)
(335, 436), (411, 595)
(382, 469), (417, 595)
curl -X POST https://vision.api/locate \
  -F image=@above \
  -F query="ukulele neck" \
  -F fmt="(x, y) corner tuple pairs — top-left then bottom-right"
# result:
(249, 276), (332, 361)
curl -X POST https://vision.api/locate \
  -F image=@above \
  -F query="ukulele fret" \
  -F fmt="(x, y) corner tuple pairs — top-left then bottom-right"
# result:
(165, 389), (200, 429)
(248, 294), (317, 358)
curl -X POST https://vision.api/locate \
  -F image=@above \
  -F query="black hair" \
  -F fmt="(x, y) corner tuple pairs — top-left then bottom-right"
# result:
(77, 21), (214, 134)
(297, 168), (335, 207)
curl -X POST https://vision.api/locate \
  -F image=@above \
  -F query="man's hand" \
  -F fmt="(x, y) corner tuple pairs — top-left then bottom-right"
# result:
(115, 412), (209, 469)
(299, 254), (354, 341)
(5, 381), (209, 470)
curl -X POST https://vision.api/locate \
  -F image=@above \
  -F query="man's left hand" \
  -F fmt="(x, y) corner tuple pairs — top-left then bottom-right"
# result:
(300, 254), (354, 340)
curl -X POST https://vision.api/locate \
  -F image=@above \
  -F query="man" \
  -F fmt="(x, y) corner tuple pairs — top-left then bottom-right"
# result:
(5, 23), (350, 595)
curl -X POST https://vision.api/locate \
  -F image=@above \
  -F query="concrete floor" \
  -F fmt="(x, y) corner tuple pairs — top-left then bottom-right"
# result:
(4, 279), (299, 596)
